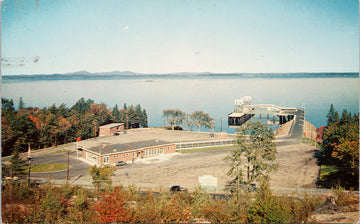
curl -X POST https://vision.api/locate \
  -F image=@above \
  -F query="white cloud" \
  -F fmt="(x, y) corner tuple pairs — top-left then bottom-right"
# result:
(124, 25), (129, 31)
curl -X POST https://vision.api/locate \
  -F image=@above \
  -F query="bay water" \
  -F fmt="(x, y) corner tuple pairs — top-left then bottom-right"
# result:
(2, 75), (359, 133)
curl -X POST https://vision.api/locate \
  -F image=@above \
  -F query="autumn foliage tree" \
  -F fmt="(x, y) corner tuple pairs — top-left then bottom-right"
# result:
(1, 97), (148, 157)
(94, 187), (132, 223)
(321, 105), (359, 189)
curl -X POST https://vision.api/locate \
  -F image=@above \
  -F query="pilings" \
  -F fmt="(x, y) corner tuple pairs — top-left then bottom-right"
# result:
(228, 114), (255, 126)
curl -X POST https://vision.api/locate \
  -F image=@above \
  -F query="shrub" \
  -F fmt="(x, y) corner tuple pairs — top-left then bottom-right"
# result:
(94, 186), (132, 223)
(247, 181), (292, 223)
(41, 189), (66, 223)
(332, 183), (359, 206)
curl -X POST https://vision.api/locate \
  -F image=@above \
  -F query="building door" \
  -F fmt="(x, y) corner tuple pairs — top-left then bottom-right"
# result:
(103, 156), (109, 165)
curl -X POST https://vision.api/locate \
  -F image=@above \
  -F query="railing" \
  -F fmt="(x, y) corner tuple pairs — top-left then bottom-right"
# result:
(175, 139), (235, 150)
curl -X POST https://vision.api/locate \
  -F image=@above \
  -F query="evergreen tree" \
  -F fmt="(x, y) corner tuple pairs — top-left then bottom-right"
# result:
(128, 106), (140, 128)
(225, 122), (277, 192)
(326, 104), (339, 125)
(2, 98), (15, 113)
(9, 148), (27, 178)
(141, 109), (148, 127)
(112, 104), (121, 122)
(71, 98), (93, 114)
(18, 97), (25, 110)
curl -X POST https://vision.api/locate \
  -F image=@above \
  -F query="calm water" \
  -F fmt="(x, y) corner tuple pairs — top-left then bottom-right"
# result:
(2, 75), (359, 133)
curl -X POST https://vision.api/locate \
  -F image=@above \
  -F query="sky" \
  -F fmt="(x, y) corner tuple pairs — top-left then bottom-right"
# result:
(1, 0), (359, 75)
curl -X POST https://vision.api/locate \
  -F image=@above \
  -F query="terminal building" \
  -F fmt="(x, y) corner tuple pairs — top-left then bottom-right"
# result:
(78, 139), (176, 166)
(99, 123), (125, 136)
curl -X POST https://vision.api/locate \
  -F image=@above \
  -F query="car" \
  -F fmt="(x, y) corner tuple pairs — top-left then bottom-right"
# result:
(225, 181), (258, 193)
(114, 132), (119, 136)
(170, 185), (188, 193)
(115, 161), (127, 166)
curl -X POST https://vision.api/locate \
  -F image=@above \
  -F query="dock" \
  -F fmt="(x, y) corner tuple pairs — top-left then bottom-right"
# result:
(228, 96), (305, 139)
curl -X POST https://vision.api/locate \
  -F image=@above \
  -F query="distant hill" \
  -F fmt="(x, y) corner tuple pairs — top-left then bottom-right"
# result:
(2, 71), (358, 80)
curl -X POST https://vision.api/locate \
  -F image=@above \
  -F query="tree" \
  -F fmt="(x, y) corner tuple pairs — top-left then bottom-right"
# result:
(9, 148), (27, 178)
(162, 109), (186, 130)
(71, 98), (94, 114)
(94, 187), (131, 223)
(19, 97), (25, 110)
(58, 117), (72, 144)
(128, 105), (140, 128)
(2, 97), (15, 114)
(326, 104), (339, 126)
(225, 122), (277, 192)
(1, 116), (16, 156)
(88, 165), (116, 190)
(90, 103), (112, 125)
(188, 110), (214, 132)
(112, 104), (121, 122)
(321, 107), (359, 189)
(141, 109), (148, 127)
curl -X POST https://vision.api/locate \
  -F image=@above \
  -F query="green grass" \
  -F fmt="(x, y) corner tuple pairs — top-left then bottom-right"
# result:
(319, 165), (339, 180)
(178, 145), (235, 154)
(30, 163), (67, 172)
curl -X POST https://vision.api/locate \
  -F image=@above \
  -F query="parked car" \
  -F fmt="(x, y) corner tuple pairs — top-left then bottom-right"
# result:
(225, 181), (258, 193)
(114, 132), (119, 136)
(116, 161), (127, 166)
(170, 185), (188, 192)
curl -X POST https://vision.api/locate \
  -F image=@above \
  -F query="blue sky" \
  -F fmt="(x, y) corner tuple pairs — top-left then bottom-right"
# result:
(1, 0), (359, 75)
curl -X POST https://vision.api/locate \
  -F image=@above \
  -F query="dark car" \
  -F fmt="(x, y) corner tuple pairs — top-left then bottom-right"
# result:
(170, 185), (188, 192)
(225, 181), (258, 193)
(115, 161), (127, 166)
(114, 132), (119, 136)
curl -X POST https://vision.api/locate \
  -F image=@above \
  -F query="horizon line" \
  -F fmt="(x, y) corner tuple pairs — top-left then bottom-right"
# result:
(2, 70), (359, 77)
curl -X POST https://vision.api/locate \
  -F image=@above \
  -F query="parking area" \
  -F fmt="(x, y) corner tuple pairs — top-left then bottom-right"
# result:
(22, 128), (320, 192)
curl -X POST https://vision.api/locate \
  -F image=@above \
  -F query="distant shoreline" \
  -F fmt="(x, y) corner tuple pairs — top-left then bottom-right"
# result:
(2, 72), (358, 81)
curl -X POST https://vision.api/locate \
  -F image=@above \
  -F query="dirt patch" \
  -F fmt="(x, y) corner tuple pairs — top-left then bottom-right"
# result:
(113, 140), (321, 191)
(270, 141), (320, 189)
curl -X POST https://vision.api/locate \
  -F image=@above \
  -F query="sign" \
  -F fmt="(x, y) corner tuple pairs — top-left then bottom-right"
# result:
(199, 175), (218, 191)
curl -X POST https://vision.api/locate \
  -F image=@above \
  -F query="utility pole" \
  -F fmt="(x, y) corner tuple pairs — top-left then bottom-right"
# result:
(303, 104), (306, 138)
(220, 118), (223, 132)
(27, 144), (32, 186)
(66, 151), (70, 181)
(94, 122), (96, 138)
(126, 111), (129, 130)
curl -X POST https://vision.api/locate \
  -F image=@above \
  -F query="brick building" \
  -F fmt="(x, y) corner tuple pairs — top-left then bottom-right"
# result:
(78, 139), (176, 166)
(99, 123), (125, 136)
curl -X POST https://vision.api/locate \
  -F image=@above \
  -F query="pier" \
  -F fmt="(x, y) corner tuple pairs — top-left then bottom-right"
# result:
(228, 96), (305, 139)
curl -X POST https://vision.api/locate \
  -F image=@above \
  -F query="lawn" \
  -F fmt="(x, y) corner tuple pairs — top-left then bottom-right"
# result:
(30, 163), (67, 172)
(319, 164), (339, 179)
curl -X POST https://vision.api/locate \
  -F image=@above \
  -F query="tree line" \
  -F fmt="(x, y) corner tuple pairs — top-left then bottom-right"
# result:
(162, 109), (214, 132)
(1, 97), (148, 157)
(319, 104), (359, 190)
